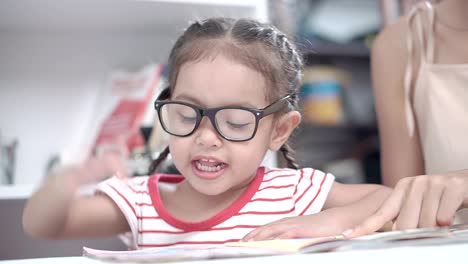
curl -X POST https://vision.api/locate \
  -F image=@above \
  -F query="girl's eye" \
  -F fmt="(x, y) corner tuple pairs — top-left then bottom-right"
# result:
(227, 121), (250, 129)
(178, 112), (196, 123)
(184, 116), (197, 123)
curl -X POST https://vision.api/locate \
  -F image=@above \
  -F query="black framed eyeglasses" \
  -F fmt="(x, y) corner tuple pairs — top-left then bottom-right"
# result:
(154, 94), (293, 142)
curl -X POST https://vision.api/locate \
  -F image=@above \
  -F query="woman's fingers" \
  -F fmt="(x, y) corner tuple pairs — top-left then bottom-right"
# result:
(342, 208), (390, 238)
(393, 177), (426, 230)
(437, 185), (464, 226)
(346, 172), (468, 237)
(419, 179), (443, 228)
(344, 179), (409, 238)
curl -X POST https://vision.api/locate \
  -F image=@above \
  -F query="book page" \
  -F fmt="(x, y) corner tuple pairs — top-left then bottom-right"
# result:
(83, 225), (468, 262)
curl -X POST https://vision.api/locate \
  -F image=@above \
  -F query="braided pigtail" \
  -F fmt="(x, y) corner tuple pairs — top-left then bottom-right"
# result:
(149, 146), (170, 174)
(280, 142), (299, 169)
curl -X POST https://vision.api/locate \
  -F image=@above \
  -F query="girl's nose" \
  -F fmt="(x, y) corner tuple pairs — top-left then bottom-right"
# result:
(194, 117), (222, 148)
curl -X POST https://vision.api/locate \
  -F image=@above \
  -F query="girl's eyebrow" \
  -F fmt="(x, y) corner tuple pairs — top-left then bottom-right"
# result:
(173, 94), (260, 109)
(173, 94), (203, 105)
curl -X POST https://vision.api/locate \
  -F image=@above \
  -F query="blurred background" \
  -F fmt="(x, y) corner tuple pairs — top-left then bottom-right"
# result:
(0, 0), (424, 260)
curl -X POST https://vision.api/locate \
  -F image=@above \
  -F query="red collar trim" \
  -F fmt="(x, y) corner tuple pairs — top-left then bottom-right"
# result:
(148, 167), (265, 231)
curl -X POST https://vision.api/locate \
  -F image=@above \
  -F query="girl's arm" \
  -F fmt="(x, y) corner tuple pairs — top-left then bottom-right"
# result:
(242, 182), (392, 241)
(322, 182), (392, 230)
(22, 155), (130, 239)
(372, 17), (425, 187)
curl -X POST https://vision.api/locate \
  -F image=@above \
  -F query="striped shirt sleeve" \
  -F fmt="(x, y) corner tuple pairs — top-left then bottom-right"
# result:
(96, 176), (142, 249)
(293, 168), (335, 215)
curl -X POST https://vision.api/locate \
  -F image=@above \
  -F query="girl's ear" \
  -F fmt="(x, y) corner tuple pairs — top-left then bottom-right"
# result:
(269, 111), (301, 151)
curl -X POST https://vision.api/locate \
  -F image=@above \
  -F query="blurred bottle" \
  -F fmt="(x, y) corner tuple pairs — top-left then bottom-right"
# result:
(0, 132), (18, 185)
(300, 65), (350, 126)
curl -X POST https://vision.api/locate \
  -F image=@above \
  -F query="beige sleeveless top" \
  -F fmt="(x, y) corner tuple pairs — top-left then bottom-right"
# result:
(405, 2), (468, 223)
(405, 2), (468, 174)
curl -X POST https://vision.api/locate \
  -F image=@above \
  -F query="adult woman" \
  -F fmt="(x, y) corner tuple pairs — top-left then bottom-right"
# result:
(345, 0), (468, 237)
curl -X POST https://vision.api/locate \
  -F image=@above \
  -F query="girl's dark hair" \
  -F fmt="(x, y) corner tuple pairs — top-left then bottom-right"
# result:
(150, 17), (303, 173)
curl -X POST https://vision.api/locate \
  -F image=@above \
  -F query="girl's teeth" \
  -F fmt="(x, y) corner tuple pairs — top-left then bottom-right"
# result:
(201, 158), (217, 163)
(196, 161), (223, 172)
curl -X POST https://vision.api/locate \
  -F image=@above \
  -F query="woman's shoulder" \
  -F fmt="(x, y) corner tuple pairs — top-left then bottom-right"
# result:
(373, 3), (431, 65)
(373, 18), (408, 63)
(371, 15), (419, 96)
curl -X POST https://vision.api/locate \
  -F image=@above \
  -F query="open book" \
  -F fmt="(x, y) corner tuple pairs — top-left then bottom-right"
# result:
(83, 224), (468, 263)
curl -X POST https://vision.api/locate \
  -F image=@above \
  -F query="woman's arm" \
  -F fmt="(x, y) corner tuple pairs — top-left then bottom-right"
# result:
(335, 15), (468, 236)
(372, 18), (425, 187)
(22, 155), (130, 239)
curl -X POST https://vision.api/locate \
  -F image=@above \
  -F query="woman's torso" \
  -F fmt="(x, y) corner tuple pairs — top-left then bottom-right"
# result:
(406, 1), (468, 222)
(407, 2), (468, 174)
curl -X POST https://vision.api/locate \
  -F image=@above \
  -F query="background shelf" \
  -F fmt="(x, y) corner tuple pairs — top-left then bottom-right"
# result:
(0, 0), (267, 193)
(298, 39), (370, 58)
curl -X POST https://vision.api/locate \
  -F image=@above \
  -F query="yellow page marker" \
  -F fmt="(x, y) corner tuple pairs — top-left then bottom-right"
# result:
(226, 235), (344, 252)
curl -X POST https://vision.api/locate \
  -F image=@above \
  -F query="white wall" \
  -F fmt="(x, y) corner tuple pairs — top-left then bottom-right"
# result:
(0, 0), (266, 186)
(0, 31), (175, 184)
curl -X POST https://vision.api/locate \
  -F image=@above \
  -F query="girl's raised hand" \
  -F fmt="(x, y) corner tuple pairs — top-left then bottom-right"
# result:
(344, 171), (468, 238)
(51, 143), (130, 189)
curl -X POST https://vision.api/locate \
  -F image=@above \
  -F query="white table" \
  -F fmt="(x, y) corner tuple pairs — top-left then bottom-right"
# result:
(1, 243), (467, 264)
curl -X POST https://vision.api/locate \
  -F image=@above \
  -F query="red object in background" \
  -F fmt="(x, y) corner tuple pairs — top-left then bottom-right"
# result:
(93, 100), (145, 153)
(92, 65), (162, 156)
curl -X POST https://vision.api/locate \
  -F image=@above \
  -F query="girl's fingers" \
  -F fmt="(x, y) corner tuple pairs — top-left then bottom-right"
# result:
(419, 181), (443, 228)
(103, 153), (129, 179)
(242, 230), (257, 242)
(80, 153), (128, 184)
(393, 177), (426, 230)
(95, 141), (130, 179)
(242, 226), (269, 242)
(242, 223), (284, 241)
(273, 230), (296, 240)
(344, 179), (409, 238)
(81, 158), (114, 183)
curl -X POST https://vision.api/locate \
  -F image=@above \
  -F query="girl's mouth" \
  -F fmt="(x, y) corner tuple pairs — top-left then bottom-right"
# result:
(192, 158), (228, 180)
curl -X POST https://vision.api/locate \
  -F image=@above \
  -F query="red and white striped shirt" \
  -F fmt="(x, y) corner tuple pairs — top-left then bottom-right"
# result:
(97, 166), (335, 249)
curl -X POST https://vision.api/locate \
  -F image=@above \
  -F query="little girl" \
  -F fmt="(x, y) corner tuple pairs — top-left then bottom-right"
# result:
(23, 18), (391, 249)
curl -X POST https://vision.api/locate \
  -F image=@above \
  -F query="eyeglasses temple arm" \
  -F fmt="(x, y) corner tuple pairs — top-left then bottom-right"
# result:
(262, 95), (293, 116)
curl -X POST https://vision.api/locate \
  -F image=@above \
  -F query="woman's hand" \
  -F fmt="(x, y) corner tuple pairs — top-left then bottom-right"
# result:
(242, 209), (347, 242)
(344, 170), (468, 238)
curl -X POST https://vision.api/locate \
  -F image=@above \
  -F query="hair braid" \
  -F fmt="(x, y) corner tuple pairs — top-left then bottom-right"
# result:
(274, 31), (303, 99)
(149, 146), (170, 174)
(252, 25), (302, 169)
(249, 25), (303, 109)
(280, 142), (299, 169)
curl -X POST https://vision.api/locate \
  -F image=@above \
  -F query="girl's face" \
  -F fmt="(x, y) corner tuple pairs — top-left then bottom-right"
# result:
(168, 54), (277, 197)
